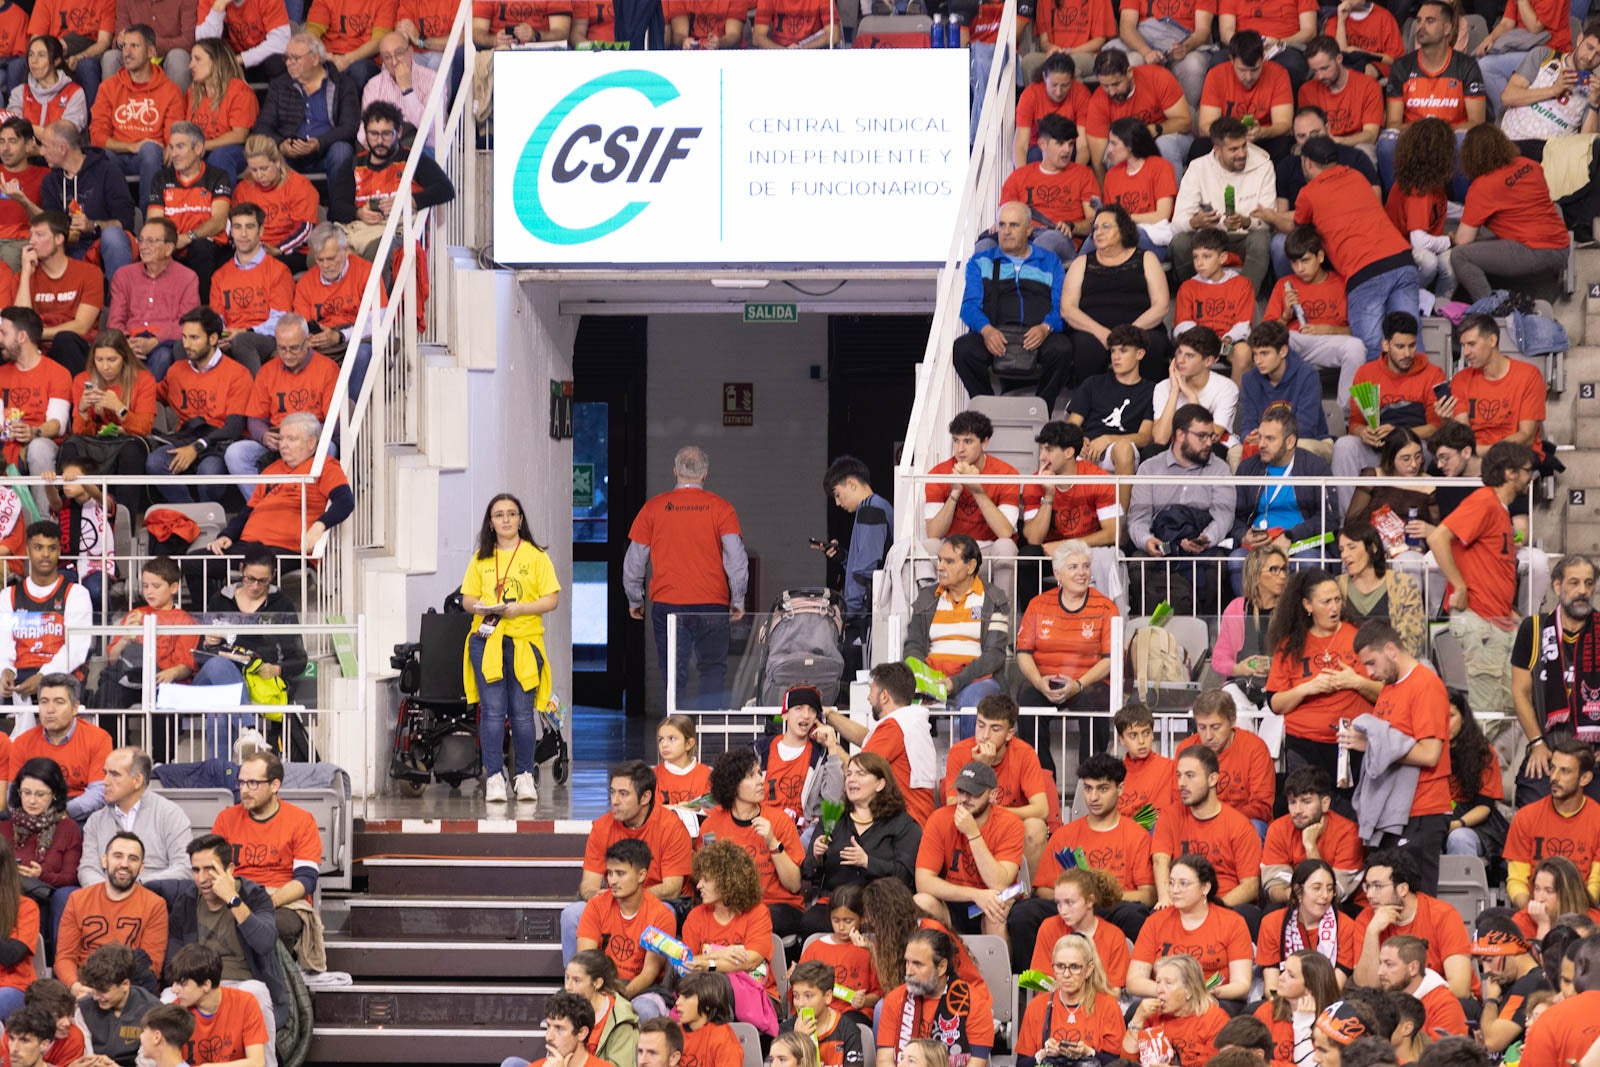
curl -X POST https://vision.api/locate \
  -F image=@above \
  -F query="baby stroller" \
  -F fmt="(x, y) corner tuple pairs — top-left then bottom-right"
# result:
(389, 608), (482, 796)
(730, 588), (847, 706)
(533, 695), (570, 785)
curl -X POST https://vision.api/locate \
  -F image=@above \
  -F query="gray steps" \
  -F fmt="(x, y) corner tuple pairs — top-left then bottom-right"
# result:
(312, 982), (559, 1026)
(310, 1025), (546, 1064)
(362, 857), (582, 897)
(346, 896), (567, 940)
(323, 935), (565, 978)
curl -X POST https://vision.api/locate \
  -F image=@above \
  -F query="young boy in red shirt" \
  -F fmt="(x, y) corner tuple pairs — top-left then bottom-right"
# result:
(101, 555), (196, 756)
(1174, 228), (1255, 378)
(1263, 226), (1366, 407)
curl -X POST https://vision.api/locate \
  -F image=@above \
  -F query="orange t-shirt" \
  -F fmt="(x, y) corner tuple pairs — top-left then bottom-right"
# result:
(575, 890), (676, 983)
(157, 353), (252, 428)
(187, 80), (259, 145)
(1462, 157), (1570, 250)
(28, 257), (103, 338)
(1438, 484), (1518, 627)
(1253, 1002), (1296, 1064)
(1015, 80), (1093, 146)
(0, 897), (37, 990)
(0, 355), (71, 467)
(761, 736), (816, 826)
(1136, 1007), (1230, 1067)
(1132, 905), (1252, 983)
(1083, 64), (1184, 138)
(293, 253), (384, 330)
(0, 6), (26, 65)
(114, 607), (197, 675)
(184, 985), (269, 1066)
(211, 800), (322, 889)
(71, 369), (157, 437)
(1505, 796), (1600, 871)
(89, 68), (186, 146)
(681, 902), (776, 995)
(1152, 803), (1263, 896)
(1267, 622), (1373, 743)
(799, 935), (883, 1012)
(662, 0), (744, 41)
(1254, 905), (1361, 968)
(244, 350), (340, 426)
(1017, 588), (1118, 680)
(924, 453), (1021, 542)
(698, 804), (804, 908)
(1386, 183), (1447, 237)
(1294, 164), (1410, 281)
(1354, 893), (1474, 980)
(29, 0), (113, 38)
(472, 0), (573, 32)
(308, 0), (397, 53)
(1200, 58), (1292, 126)
(1000, 162), (1099, 229)
(53, 881), (169, 987)
(752, 0), (829, 45)
(1371, 664), (1452, 817)
(1261, 810), (1365, 874)
(915, 805), (1026, 890)
(238, 455), (349, 551)
(1175, 272), (1255, 338)
(917, 916), (982, 986)
(654, 761), (711, 807)
(1449, 746), (1502, 808)
(1176, 731), (1275, 822)
(202, 0), (291, 53)
(1297, 70), (1383, 137)
(1521, 989), (1600, 1067)
(941, 737), (1050, 809)
(1034, 0), (1115, 46)
(1323, 6), (1402, 68)
(1017, 988), (1126, 1059)
(681, 1023), (745, 1067)
(1118, 0), (1216, 33)
(1450, 358), (1547, 456)
(0, 165), (42, 242)
(10, 719), (111, 798)
(626, 486), (741, 606)
(1036, 815), (1154, 895)
(234, 170), (321, 251)
(1264, 271), (1351, 331)
(1102, 157), (1178, 217)
(582, 805), (693, 888)
(1031, 915), (1130, 986)
(1120, 753), (1178, 822)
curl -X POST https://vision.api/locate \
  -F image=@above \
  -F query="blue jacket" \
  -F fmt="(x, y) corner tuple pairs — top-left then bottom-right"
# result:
(840, 491), (891, 614)
(1230, 447), (1340, 545)
(1240, 351), (1329, 441)
(960, 243), (1065, 334)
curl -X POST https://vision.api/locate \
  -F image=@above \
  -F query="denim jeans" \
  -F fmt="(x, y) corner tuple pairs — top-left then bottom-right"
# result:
(950, 676), (1003, 740)
(225, 439), (269, 499)
(208, 144), (247, 178)
(1346, 262), (1421, 362)
(469, 632), (537, 778)
(110, 142), (163, 213)
(194, 655), (249, 759)
(146, 448), (227, 502)
(650, 602), (730, 710)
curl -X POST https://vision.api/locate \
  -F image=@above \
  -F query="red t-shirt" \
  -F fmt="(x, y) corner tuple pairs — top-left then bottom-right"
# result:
(245, 350), (341, 426)
(681, 1023), (744, 1067)
(1152, 803), (1263, 896)
(698, 804), (805, 908)
(1505, 796), (1600, 872)
(1264, 271), (1351, 331)
(761, 737), (814, 827)
(654, 760), (711, 807)
(627, 487), (742, 605)
(307, 0), (397, 53)
(1461, 157), (1571, 250)
(1200, 58), (1292, 127)
(1220, 0), (1315, 38)
(211, 253), (296, 333)
(238, 456), (349, 552)
(1520, 990), (1600, 1067)
(941, 737), (1050, 809)
(10, 720), (112, 798)
(1030, 915), (1131, 986)
(1034, 0), (1115, 47)
(1102, 157), (1178, 216)
(1175, 730), (1275, 822)
(1323, 5), (1402, 69)
(916, 805), (1026, 890)
(1117, 0), (1216, 35)
(1297, 70), (1383, 137)
(211, 801), (322, 889)
(1120, 753), (1178, 821)
(581, 804), (694, 888)
(28, 257), (104, 338)
(863, 716), (936, 825)
(1261, 810), (1365, 874)
(1353, 894), (1474, 979)
(1017, 588), (1118, 680)
(1022, 458), (1120, 542)
(1266, 622), (1373, 742)
(1001, 162), (1099, 228)
(0, 165), (42, 242)
(0, 355), (71, 467)
(924, 453), (1021, 541)
(662, 0), (744, 40)
(1438, 484), (1518, 627)
(1371, 664), (1452, 817)
(681, 902), (777, 996)
(472, 0), (573, 33)
(1175, 272), (1255, 338)
(1385, 183), (1447, 237)
(1502, 0), (1571, 49)
(157, 354), (252, 428)
(1037, 815), (1155, 894)
(1450, 358), (1546, 457)
(1134, 1007), (1230, 1067)
(799, 935), (883, 1012)
(1016, 80), (1093, 147)
(1017, 988), (1126, 1059)
(1083, 65), (1185, 138)
(203, 0), (291, 53)
(1132, 905), (1252, 982)
(1348, 350), (1445, 431)
(752, 0), (831, 45)
(1254, 905), (1361, 967)
(1294, 164), (1410, 281)
(575, 890), (677, 983)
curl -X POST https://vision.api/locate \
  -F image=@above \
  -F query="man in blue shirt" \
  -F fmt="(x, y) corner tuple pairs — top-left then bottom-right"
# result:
(1238, 319), (1332, 463)
(1227, 405), (1339, 593)
(821, 456), (893, 619)
(253, 32), (360, 224)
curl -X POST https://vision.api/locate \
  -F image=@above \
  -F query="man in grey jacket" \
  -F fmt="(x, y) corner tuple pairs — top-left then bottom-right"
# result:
(902, 534), (1011, 739)
(78, 748), (194, 886)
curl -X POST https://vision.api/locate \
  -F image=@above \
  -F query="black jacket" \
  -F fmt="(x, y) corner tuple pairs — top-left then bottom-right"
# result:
(41, 147), (137, 233)
(255, 63), (360, 148)
(148, 875), (289, 1025)
(206, 587), (309, 679)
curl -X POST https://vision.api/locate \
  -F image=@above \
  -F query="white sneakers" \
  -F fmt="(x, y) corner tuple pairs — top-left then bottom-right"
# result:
(485, 771), (538, 804)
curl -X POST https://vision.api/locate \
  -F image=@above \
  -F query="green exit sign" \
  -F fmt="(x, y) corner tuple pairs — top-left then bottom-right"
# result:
(743, 302), (797, 324)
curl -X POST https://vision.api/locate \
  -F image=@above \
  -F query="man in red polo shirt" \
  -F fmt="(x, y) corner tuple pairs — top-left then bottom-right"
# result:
(1085, 48), (1194, 177)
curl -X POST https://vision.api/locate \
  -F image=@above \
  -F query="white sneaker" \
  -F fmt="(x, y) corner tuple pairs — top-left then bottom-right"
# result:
(484, 772), (508, 803)
(514, 772), (538, 802)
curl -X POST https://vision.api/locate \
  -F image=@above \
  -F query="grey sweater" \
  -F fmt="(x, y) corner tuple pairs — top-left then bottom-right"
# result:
(78, 789), (195, 885)
(1351, 713), (1422, 845)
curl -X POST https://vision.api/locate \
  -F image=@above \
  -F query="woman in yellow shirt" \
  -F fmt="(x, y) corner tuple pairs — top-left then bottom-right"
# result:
(461, 493), (560, 804)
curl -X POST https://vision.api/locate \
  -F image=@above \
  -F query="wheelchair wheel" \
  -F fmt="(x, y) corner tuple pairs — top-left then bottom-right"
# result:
(397, 779), (427, 799)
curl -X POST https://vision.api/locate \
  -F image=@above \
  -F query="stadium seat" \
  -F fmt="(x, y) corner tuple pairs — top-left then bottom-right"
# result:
(145, 785), (235, 834)
(139, 501), (229, 555)
(277, 787), (349, 882)
(968, 396), (1048, 476)
(1437, 854), (1495, 922)
(964, 934), (1017, 1042)
(858, 1024), (875, 1059)
(729, 1022), (764, 1067)
(771, 933), (790, 1003)
(1323, 398), (1346, 438)
(854, 14), (934, 48)
(1419, 316), (1453, 372)
(1431, 629), (1469, 693)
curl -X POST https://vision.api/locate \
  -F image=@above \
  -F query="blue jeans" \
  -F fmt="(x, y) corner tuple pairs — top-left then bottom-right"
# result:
(143, 341), (175, 382)
(208, 144), (247, 178)
(194, 655), (248, 758)
(1478, 52), (1526, 115)
(0, 57), (23, 104)
(969, 42), (997, 143)
(0, 986), (22, 1020)
(650, 602), (730, 710)
(110, 142), (163, 212)
(469, 633), (537, 778)
(1347, 263), (1422, 363)
(950, 676), (1003, 741)
(1446, 826), (1484, 855)
(289, 141), (356, 224)
(71, 53), (102, 107)
(146, 448), (227, 502)
(345, 341), (372, 400)
(560, 899), (584, 961)
(79, 569), (108, 622)
(224, 439), (269, 499)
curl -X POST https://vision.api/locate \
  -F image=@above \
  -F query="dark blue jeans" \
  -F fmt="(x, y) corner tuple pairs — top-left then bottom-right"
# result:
(650, 602), (729, 710)
(469, 633), (538, 778)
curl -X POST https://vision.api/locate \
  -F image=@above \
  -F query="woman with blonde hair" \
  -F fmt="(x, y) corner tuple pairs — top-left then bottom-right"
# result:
(896, 1040), (949, 1067)
(1018, 932), (1126, 1064)
(768, 1031), (818, 1067)
(1124, 953), (1229, 1066)
(233, 134), (320, 269)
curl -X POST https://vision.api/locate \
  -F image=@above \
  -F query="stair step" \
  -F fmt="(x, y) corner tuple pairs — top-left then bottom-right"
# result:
(355, 830), (589, 860)
(361, 857), (582, 896)
(312, 982), (560, 1026)
(347, 897), (567, 939)
(310, 1025), (546, 1064)
(323, 936), (565, 978)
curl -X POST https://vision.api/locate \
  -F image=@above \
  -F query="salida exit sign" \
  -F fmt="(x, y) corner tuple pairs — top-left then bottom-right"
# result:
(743, 302), (797, 324)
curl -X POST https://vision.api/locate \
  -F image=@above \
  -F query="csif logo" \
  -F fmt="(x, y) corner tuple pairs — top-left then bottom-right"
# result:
(512, 70), (702, 245)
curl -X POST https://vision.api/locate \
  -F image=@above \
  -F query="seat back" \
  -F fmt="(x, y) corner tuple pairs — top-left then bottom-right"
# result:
(771, 933), (790, 1003)
(1437, 854), (1494, 923)
(729, 1022), (764, 1067)
(964, 933), (1017, 1036)
(277, 788), (348, 881)
(147, 785), (236, 836)
(1431, 629), (1468, 692)
(142, 501), (229, 550)
(854, 14), (933, 47)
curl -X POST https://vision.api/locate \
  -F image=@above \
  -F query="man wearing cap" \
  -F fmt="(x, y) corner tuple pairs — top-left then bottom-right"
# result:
(939, 694), (1051, 876)
(1311, 1000), (1379, 1066)
(1472, 916), (1545, 1057)
(757, 685), (843, 841)
(912, 760), (1026, 940)
(1374, 935), (1468, 1037)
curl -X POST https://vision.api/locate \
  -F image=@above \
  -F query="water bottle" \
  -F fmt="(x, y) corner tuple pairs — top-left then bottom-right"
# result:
(1286, 282), (1307, 328)
(1406, 507), (1421, 549)
(1223, 184), (1236, 216)
(946, 11), (962, 47)
(930, 12), (945, 46)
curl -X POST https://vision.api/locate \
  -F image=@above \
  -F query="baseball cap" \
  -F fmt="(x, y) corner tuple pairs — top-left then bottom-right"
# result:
(1315, 1002), (1368, 1046)
(954, 761), (999, 795)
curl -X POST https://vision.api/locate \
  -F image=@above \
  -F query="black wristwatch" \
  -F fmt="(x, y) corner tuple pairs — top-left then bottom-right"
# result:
(227, 894), (243, 908)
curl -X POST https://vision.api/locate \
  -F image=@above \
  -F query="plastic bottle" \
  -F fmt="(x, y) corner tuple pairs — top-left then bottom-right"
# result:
(930, 12), (945, 46)
(1223, 185), (1236, 215)
(1406, 507), (1421, 549)
(946, 11), (962, 48)
(1285, 282), (1307, 328)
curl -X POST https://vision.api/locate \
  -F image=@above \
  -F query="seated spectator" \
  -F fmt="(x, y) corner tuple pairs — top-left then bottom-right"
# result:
(11, 37), (88, 133)
(951, 202), (1070, 411)
(1152, 326), (1238, 452)
(3, 1004), (60, 1064)
(255, 33), (358, 218)
(46, 457), (119, 620)
(503, 990), (611, 1067)
(913, 760), (1024, 939)
(1100, 118), (1178, 257)
(1018, 931), (1126, 1065)
(294, 223), (384, 396)
(575, 838), (674, 1000)
(1442, 685), (1506, 859)
(146, 121), (230, 301)
(100, 557), (197, 723)
(1239, 323), (1332, 460)
(663, 0), (743, 50)
(224, 315), (338, 493)
(798, 752), (922, 928)
(107, 217), (199, 381)
(1021, 420), (1125, 603)
(1023, 0), (1113, 83)
(563, 951), (640, 1065)
(0, 836), (40, 1018)
(211, 204), (297, 376)
(0, 117), (43, 272)
(1171, 117), (1276, 291)
(17, 211), (104, 375)
(1015, 541), (1118, 772)
(55, 830), (167, 994)
(10, 674), (109, 818)
(0, 522), (92, 706)
(1503, 738), (1600, 905)
(876, 928), (993, 1067)
(1500, 17), (1600, 145)
(185, 40), (255, 178)
(1263, 227), (1366, 407)
(1252, 947), (1340, 1060)
(0, 309), (72, 512)
(634, 1018), (686, 1067)
(166, 943), (272, 1067)
(199, 553), (312, 758)
(89, 26), (184, 211)
(994, 115), (1095, 265)
(35, 119), (134, 282)
(750, 0), (837, 49)
(1453, 124), (1572, 302)
(348, 99), (455, 259)
(1374, 935), (1468, 1036)
(471, 0), (572, 52)
(652, 714), (709, 808)
(361, 33), (436, 148)
(1028, 875), (1134, 993)
(1127, 403), (1234, 615)
(75, 943), (161, 1064)
(679, 841), (776, 1005)
(1471, 916), (1547, 1057)
(234, 134), (318, 270)
(196, 0), (291, 83)
(2, 757), (82, 927)
(1063, 205), (1173, 384)
(1085, 48), (1194, 180)
(1256, 861), (1361, 990)
(673, 973), (742, 1067)
(1336, 523), (1427, 657)
(1352, 848), (1474, 998)
(305, 0), (390, 93)
(1326, 0), (1401, 78)
(781, 962), (870, 1067)
(1066, 324), (1156, 482)
(919, 411), (1020, 593)
(1124, 952), (1231, 1063)
(698, 748), (805, 939)
(1262, 767), (1363, 903)
(1013, 52), (1092, 167)
(211, 748), (322, 954)
(101, 0), (196, 90)
(1378, 0), (1487, 191)
(1219, 0), (1317, 89)
(1476, 0), (1575, 106)
(569, 0), (619, 49)
(1198, 32), (1295, 159)
(1153, 748), (1264, 931)
(1300, 34), (1382, 148)
(79, 747), (194, 887)
(1215, 543), (1288, 694)
(1258, 106), (1381, 278)
(60, 331), (158, 479)
(1385, 117), (1455, 300)
(1176, 689), (1275, 830)
(1513, 855), (1596, 941)
(796, 888), (879, 1014)
(137, 1003), (195, 1067)
(1173, 227), (1254, 375)
(1333, 312), (1445, 510)
(145, 306), (251, 503)
(1228, 406), (1339, 588)
(902, 535), (1009, 714)
(29, 0), (113, 106)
